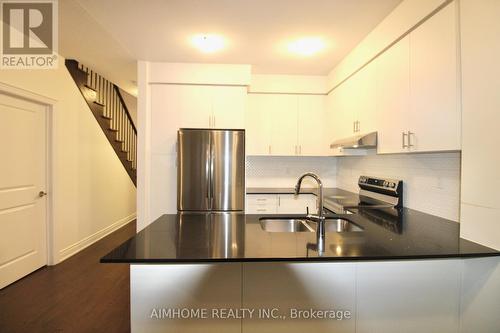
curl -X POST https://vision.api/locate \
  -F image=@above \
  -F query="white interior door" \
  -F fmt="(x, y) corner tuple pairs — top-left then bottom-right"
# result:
(0, 92), (47, 289)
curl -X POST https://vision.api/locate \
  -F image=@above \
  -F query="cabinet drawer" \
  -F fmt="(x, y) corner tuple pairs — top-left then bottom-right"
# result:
(246, 194), (278, 214)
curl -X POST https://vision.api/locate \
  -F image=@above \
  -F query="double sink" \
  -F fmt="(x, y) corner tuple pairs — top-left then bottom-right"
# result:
(260, 217), (363, 233)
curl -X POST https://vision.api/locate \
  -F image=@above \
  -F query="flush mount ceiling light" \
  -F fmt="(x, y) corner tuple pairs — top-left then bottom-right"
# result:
(191, 34), (225, 53)
(287, 37), (326, 56)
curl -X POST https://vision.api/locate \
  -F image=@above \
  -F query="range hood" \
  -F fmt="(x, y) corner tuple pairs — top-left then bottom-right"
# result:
(330, 132), (377, 149)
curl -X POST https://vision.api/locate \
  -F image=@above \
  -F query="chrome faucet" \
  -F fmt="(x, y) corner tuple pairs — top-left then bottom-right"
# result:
(294, 172), (325, 222)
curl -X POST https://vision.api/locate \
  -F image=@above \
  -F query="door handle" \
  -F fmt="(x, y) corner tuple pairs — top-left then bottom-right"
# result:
(402, 132), (408, 148)
(38, 191), (47, 197)
(210, 141), (215, 208)
(407, 131), (414, 147)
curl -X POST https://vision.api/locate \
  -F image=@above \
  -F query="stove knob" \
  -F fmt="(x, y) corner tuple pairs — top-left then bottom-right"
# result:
(383, 181), (388, 187)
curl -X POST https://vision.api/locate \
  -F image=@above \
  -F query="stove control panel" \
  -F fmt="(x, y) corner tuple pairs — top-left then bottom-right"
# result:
(358, 176), (403, 203)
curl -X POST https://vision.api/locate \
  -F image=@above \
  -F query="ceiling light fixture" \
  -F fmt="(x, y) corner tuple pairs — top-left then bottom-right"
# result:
(287, 37), (326, 56)
(191, 34), (225, 53)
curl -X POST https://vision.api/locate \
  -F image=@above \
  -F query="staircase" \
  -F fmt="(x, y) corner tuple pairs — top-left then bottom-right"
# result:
(65, 59), (137, 186)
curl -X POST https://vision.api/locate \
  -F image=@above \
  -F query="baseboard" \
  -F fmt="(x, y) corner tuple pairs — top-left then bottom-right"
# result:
(58, 213), (136, 263)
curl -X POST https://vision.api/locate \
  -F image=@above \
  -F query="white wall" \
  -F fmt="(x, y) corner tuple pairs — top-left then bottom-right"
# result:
(246, 156), (336, 188)
(0, 57), (137, 264)
(336, 153), (461, 221)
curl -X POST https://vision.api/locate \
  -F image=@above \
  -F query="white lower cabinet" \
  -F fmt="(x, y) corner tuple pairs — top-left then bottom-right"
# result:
(246, 194), (278, 214)
(246, 194), (317, 215)
(276, 194), (317, 214)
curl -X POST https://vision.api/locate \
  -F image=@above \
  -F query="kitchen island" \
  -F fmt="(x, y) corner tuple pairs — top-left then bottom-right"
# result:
(102, 191), (500, 333)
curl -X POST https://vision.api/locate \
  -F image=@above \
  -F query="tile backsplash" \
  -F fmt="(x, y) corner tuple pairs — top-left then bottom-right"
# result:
(246, 153), (461, 221)
(336, 152), (461, 221)
(246, 156), (337, 188)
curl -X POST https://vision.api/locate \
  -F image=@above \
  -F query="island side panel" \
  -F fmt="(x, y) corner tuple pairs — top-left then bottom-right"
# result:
(356, 259), (462, 333)
(130, 264), (242, 333)
(460, 257), (500, 333)
(241, 262), (356, 333)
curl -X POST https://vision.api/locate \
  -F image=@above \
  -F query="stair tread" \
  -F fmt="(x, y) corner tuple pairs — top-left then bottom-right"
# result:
(65, 59), (137, 187)
(84, 84), (96, 92)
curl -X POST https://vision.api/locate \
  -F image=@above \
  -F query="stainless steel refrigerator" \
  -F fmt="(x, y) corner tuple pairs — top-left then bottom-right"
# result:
(177, 129), (245, 212)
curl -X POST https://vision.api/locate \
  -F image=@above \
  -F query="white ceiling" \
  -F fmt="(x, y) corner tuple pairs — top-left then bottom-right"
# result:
(60, 0), (402, 95)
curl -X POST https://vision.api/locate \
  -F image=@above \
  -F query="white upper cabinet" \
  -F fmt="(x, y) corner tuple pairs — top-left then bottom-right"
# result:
(212, 86), (246, 129)
(326, 3), (460, 155)
(297, 95), (328, 156)
(246, 94), (273, 155)
(408, 2), (460, 152)
(356, 62), (377, 135)
(326, 60), (377, 156)
(246, 93), (327, 156)
(170, 85), (245, 129)
(375, 35), (411, 154)
(269, 94), (298, 156)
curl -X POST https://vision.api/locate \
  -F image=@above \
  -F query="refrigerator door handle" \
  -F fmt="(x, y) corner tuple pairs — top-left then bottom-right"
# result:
(210, 135), (215, 209)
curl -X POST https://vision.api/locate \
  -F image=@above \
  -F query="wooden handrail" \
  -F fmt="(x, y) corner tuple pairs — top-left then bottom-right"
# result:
(65, 59), (137, 186)
(113, 84), (137, 134)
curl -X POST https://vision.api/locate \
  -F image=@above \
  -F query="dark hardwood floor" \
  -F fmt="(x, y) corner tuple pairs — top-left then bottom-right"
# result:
(0, 221), (136, 333)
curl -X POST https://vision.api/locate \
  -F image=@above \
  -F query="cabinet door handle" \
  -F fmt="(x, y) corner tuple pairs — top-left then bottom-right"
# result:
(295, 145), (297, 155)
(408, 131), (414, 147)
(402, 132), (408, 148)
(268, 145), (271, 155)
(299, 145), (302, 155)
(357, 121), (360, 132)
(278, 196), (281, 206)
(213, 115), (216, 128)
(353, 121), (356, 133)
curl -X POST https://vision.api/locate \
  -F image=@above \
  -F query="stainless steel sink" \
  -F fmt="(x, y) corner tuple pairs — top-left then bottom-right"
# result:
(260, 218), (315, 232)
(259, 217), (363, 233)
(306, 218), (363, 232)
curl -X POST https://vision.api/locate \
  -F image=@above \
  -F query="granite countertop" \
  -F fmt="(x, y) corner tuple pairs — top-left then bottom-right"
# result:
(101, 188), (500, 263)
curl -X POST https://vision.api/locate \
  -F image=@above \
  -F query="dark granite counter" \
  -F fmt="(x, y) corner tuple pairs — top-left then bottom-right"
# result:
(102, 188), (499, 263)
